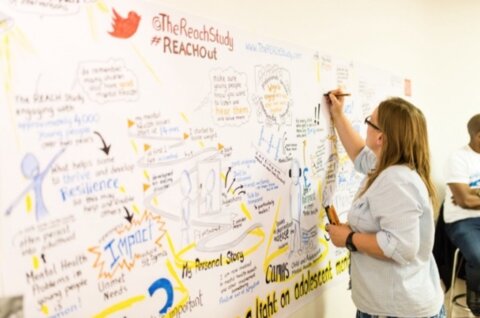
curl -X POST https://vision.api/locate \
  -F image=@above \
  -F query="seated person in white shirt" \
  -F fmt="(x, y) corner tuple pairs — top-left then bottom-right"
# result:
(444, 113), (480, 316)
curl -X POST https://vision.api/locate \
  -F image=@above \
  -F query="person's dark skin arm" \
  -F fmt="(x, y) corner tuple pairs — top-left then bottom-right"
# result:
(448, 183), (480, 209)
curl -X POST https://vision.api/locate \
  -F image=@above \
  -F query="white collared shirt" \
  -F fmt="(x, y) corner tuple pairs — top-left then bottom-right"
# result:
(347, 147), (443, 316)
(444, 144), (480, 223)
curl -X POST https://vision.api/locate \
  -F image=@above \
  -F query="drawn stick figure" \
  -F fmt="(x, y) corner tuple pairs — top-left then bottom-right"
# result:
(289, 159), (303, 254)
(5, 148), (65, 221)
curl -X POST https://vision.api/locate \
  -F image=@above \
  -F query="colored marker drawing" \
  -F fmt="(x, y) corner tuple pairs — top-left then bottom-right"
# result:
(4, 148), (65, 221)
(89, 211), (166, 279)
(108, 8), (141, 39)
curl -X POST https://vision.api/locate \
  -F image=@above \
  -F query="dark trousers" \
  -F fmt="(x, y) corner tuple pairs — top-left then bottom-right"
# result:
(355, 306), (445, 318)
(445, 217), (480, 291)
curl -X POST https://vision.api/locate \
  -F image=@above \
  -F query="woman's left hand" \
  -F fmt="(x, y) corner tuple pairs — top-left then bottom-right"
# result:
(326, 223), (352, 247)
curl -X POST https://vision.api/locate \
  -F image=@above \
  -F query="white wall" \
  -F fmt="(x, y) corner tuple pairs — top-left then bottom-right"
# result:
(154, 0), (480, 317)
(418, 0), (480, 200)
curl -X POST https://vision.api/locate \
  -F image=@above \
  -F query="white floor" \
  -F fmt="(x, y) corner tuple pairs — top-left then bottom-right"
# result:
(445, 278), (479, 318)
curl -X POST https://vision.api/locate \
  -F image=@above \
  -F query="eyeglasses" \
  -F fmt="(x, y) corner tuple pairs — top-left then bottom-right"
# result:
(364, 116), (381, 131)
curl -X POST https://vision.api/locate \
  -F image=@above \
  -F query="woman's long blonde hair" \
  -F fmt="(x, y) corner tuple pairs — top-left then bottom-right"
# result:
(361, 97), (437, 203)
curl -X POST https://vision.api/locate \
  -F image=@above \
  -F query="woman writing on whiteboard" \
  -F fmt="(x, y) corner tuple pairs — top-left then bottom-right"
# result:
(325, 89), (445, 318)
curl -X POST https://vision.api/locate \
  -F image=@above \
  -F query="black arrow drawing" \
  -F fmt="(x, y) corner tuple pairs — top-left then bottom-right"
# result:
(233, 185), (243, 194)
(94, 131), (111, 156)
(41, 253), (46, 263)
(124, 206), (133, 224)
(225, 166), (232, 188)
(227, 178), (236, 193)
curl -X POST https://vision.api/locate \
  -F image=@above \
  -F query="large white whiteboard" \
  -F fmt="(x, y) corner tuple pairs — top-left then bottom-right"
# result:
(0, 1), (409, 317)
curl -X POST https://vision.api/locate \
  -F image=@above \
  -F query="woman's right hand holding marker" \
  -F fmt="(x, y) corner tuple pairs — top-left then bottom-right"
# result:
(325, 88), (348, 120)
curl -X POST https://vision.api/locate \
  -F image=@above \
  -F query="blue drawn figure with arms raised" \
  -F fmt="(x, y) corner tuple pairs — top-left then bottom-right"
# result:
(5, 148), (65, 221)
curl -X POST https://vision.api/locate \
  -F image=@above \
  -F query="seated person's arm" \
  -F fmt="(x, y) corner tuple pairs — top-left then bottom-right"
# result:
(448, 183), (480, 209)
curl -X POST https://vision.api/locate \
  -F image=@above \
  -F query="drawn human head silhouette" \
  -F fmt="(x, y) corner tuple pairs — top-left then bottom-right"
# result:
(21, 153), (40, 179)
(0, 12), (14, 35)
(180, 170), (192, 197)
(289, 159), (302, 185)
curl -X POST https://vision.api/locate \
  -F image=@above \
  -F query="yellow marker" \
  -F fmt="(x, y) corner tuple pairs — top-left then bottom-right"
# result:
(119, 186), (126, 193)
(240, 202), (252, 220)
(33, 255), (40, 270)
(86, 5), (98, 40)
(131, 44), (162, 84)
(26, 194), (32, 213)
(130, 140), (138, 154)
(132, 204), (140, 214)
(3, 36), (11, 90)
(180, 112), (189, 123)
(263, 199), (286, 271)
(317, 180), (323, 202)
(339, 154), (349, 165)
(143, 170), (150, 180)
(12, 27), (34, 53)
(96, 0), (109, 13)
(93, 295), (145, 318)
(40, 304), (49, 314)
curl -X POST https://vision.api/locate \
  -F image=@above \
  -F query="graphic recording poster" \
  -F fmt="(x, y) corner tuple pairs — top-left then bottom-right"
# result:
(0, 1), (409, 317)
